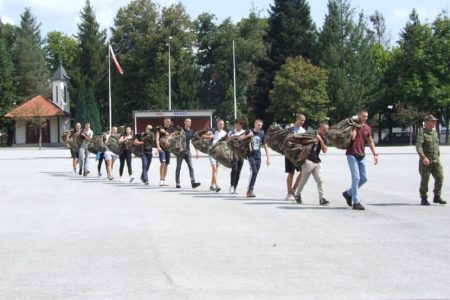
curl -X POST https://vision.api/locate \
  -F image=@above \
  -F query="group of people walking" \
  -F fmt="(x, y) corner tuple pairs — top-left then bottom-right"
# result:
(67, 110), (446, 210)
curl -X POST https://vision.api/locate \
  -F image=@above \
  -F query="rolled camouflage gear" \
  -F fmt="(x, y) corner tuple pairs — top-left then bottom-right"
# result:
(227, 136), (251, 159)
(208, 138), (237, 168)
(327, 118), (362, 149)
(88, 135), (107, 154)
(192, 129), (213, 154)
(62, 130), (77, 151)
(266, 123), (292, 155)
(284, 131), (317, 168)
(160, 129), (186, 157)
(106, 134), (123, 155)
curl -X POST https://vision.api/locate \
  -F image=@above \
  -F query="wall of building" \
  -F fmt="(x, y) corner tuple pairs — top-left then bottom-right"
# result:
(15, 119), (26, 144)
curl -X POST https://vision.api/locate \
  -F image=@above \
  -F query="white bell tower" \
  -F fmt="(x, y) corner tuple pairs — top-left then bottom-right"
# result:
(50, 65), (70, 114)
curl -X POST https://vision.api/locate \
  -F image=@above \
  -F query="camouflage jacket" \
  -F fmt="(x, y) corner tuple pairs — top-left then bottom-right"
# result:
(416, 128), (440, 162)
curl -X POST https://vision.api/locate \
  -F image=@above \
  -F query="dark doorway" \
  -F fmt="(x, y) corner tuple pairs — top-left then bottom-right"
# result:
(26, 120), (50, 144)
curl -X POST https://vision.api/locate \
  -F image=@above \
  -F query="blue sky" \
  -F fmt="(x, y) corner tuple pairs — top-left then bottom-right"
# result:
(0, 0), (448, 43)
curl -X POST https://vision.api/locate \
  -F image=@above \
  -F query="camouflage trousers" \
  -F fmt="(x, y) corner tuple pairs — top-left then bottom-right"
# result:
(419, 161), (444, 198)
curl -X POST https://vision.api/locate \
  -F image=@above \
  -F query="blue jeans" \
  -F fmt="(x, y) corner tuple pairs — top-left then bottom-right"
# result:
(140, 152), (153, 183)
(247, 155), (261, 192)
(346, 155), (368, 204)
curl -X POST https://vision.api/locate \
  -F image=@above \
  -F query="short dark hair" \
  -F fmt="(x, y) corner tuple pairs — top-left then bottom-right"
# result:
(163, 117), (171, 121)
(358, 109), (368, 114)
(233, 118), (243, 125)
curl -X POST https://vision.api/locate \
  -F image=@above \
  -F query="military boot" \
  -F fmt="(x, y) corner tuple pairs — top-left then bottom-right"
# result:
(421, 197), (430, 206)
(433, 196), (447, 205)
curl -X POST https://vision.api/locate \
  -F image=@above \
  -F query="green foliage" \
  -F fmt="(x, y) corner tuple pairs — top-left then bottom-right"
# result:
(44, 31), (78, 73)
(86, 88), (102, 133)
(13, 8), (50, 101)
(254, 0), (317, 124)
(318, 0), (377, 121)
(76, 0), (107, 125)
(269, 57), (330, 123)
(0, 23), (15, 120)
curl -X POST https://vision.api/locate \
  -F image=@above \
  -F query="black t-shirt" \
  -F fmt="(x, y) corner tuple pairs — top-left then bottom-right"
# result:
(249, 130), (265, 159)
(184, 128), (194, 152)
(307, 137), (326, 163)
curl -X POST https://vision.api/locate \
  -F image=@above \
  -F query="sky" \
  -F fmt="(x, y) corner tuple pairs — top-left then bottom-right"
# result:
(0, 0), (448, 43)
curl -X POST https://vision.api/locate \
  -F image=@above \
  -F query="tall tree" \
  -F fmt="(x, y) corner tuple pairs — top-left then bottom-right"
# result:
(269, 56), (330, 123)
(254, 0), (317, 124)
(111, 0), (165, 125)
(318, 0), (377, 121)
(76, 0), (107, 127)
(13, 8), (50, 101)
(44, 31), (78, 73)
(0, 21), (15, 119)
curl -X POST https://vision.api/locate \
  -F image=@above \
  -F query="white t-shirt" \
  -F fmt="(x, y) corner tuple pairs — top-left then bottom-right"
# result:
(211, 129), (227, 145)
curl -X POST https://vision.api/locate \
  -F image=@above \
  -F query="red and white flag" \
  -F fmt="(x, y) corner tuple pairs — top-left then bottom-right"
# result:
(109, 44), (123, 75)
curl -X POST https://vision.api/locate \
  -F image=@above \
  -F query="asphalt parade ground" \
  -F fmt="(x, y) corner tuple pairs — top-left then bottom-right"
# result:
(0, 146), (449, 299)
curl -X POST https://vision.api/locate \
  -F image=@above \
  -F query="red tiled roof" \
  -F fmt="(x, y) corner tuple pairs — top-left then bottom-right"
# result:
(5, 95), (66, 118)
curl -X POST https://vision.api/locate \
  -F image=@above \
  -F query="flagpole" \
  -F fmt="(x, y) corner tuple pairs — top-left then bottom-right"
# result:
(108, 42), (112, 131)
(233, 40), (237, 120)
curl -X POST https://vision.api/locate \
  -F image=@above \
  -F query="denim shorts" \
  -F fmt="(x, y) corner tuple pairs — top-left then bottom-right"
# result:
(159, 150), (171, 164)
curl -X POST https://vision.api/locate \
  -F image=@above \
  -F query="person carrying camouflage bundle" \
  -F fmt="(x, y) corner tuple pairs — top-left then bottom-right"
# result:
(294, 124), (330, 206)
(227, 119), (247, 194)
(118, 127), (135, 182)
(79, 122), (93, 176)
(342, 109), (379, 211)
(65, 122), (81, 173)
(239, 119), (271, 198)
(204, 119), (227, 192)
(416, 115), (446, 206)
(284, 114), (306, 201)
(133, 125), (156, 185)
(175, 118), (201, 189)
(156, 118), (176, 186)
(104, 127), (119, 180)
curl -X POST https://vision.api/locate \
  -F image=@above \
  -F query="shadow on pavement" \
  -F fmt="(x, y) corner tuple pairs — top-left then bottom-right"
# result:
(277, 205), (349, 210)
(369, 203), (423, 207)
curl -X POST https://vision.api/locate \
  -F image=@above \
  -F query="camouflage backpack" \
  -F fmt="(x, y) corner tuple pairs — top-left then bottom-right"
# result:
(266, 123), (292, 155)
(328, 118), (362, 149)
(208, 138), (237, 168)
(88, 135), (107, 154)
(62, 130), (79, 151)
(160, 129), (186, 157)
(106, 134), (123, 155)
(192, 129), (213, 154)
(284, 131), (317, 168)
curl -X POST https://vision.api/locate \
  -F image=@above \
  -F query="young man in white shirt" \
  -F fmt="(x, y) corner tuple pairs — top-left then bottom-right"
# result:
(205, 119), (227, 192)
(285, 114), (306, 201)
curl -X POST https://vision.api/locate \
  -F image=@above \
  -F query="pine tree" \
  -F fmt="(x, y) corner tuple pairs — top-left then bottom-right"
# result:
(254, 0), (317, 124)
(13, 8), (50, 101)
(86, 87), (102, 134)
(0, 22), (15, 119)
(74, 82), (88, 125)
(318, 0), (377, 121)
(76, 0), (107, 126)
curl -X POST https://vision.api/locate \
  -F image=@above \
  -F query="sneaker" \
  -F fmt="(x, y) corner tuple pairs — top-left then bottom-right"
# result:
(233, 188), (238, 194)
(352, 203), (365, 210)
(421, 198), (430, 206)
(163, 180), (169, 186)
(229, 186), (234, 194)
(79, 168), (82, 175)
(83, 170), (90, 177)
(320, 198), (330, 206)
(342, 191), (352, 207)
(285, 192), (295, 201)
(73, 167), (76, 173)
(295, 193), (302, 204)
(98, 172), (102, 177)
(129, 177), (135, 183)
(210, 185), (216, 191)
(192, 182), (201, 189)
(246, 191), (256, 198)
(119, 177), (123, 182)
(215, 186), (221, 192)
(160, 180), (164, 186)
(433, 196), (446, 205)
(176, 184), (181, 188)
(108, 176), (114, 181)
(145, 182), (149, 185)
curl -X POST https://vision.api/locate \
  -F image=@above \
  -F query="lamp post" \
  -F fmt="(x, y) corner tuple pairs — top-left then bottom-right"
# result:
(168, 36), (173, 111)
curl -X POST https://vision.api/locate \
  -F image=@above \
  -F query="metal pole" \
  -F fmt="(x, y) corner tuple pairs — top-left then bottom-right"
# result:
(233, 40), (237, 120)
(168, 36), (172, 111)
(108, 42), (112, 131)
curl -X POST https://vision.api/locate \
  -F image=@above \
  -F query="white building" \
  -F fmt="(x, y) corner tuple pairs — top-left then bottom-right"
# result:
(5, 65), (71, 145)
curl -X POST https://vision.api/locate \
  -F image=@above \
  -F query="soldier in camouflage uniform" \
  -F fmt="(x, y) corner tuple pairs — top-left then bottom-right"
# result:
(416, 115), (446, 206)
